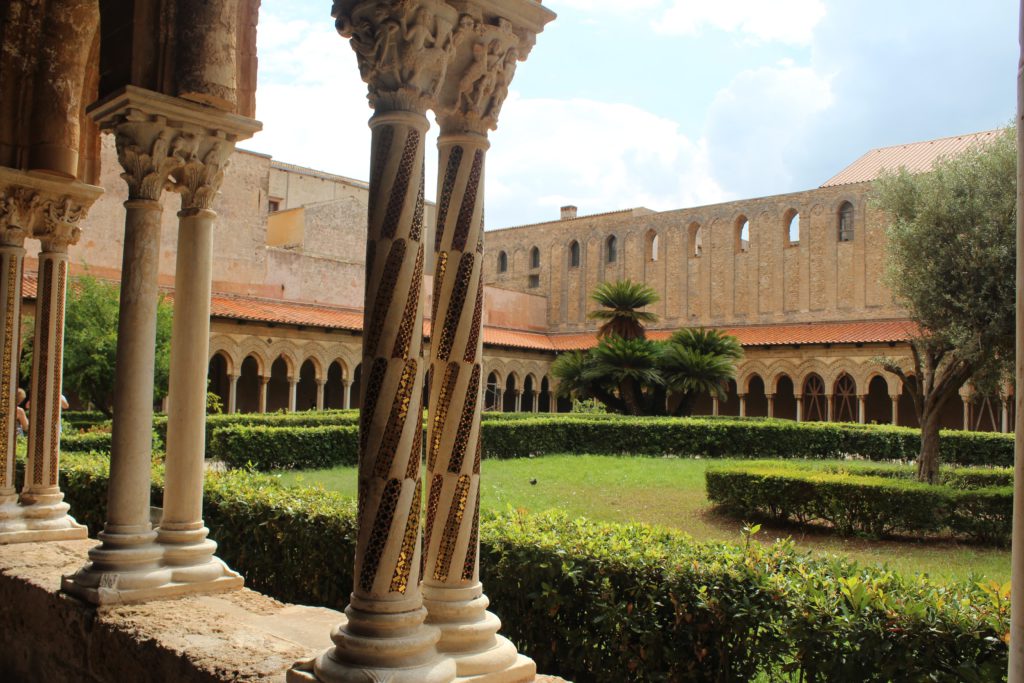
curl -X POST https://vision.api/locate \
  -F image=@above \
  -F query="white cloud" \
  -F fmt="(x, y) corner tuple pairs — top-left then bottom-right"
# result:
(703, 61), (834, 194)
(485, 94), (728, 227)
(654, 0), (827, 45)
(553, 0), (662, 13)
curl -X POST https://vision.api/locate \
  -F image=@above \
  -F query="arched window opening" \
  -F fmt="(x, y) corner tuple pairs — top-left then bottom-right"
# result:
(787, 211), (800, 244)
(746, 375), (768, 417)
(523, 375), (535, 412)
(736, 217), (750, 253)
(838, 201), (855, 242)
(569, 241), (580, 268)
(267, 357), (290, 412)
(774, 375), (797, 420)
(237, 356), (261, 413)
(485, 372), (501, 412)
(208, 353), (230, 413)
(503, 375), (518, 412)
(539, 376), (551, 412)
(605, 235), (618, 264)
(497, 251), (508, 273)
(865, 375), (891, 424)
(298, 359), (318, 411)
(647, 231), (659, 262)
(690, 224), (703, 257)
(530, 246), (540, 269)
(833, 374), (858, 423)
(350, 363), (362, 410)
(802, 374), (827, 422)
(325, 361), (346, 410)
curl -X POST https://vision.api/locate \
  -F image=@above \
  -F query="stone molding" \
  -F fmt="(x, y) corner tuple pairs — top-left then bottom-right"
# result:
(87, 86), (261, 203)
(0, 168), (103, 249)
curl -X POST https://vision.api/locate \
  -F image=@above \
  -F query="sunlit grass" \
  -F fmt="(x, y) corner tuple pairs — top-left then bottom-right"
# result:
(276, 454), (1010, 583)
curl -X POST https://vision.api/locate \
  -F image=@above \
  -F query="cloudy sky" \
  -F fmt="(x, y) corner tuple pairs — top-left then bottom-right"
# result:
(244, 0), (1017, 228)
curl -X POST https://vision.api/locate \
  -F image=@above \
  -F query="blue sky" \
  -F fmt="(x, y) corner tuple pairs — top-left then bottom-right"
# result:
(245, 0), (1018, 228)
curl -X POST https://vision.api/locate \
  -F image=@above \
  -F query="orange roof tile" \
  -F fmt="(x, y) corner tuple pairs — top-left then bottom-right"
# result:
(23, 273), (914, 353)
(821, 130), (1003, 187)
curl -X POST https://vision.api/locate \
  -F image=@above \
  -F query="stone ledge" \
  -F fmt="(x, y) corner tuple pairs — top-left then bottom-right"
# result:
(0, 540), (572, 683)
(0, 539), (336, 682)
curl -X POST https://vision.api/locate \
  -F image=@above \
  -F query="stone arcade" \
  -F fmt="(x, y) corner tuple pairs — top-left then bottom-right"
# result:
(0, 0), (554, 681)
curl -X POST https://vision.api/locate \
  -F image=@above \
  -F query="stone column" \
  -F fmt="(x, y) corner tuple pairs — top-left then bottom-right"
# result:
(227, 374), (240, 414)
(258, 376), (269, 413)
(0, 188), (29, 532)
(288, 377), (299, 412)
(342, 379), (352, 409)
(963, 398), (971, 431)
(158, 126), (254, 595)
(858, 396), (867, 424)
(795, 395), (804, 422)
(712, 397), (720, 416)
(0, 170), (100, 542)
(738, 394), (747, 417)
(891, 395), (900, 425)
(290, 2), (464, 681)
(495, 388), (503, 412)
(421, 7), (551, 677)
(18, 183), (98, 544)
(766, 394), (774, 418)
(826, 394), (835, 422)
(531, 390), (539, 413)
(316, 379), (326, 411)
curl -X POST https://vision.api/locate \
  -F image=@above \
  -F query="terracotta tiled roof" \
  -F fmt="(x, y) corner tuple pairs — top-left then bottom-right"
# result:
(821, 130), (1003, 187)
(23, 273), (914, 352)
(547, 320), (917, 351)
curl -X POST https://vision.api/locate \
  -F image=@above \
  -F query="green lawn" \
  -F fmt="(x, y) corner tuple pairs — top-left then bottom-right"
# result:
(276, 454), (1010, 583)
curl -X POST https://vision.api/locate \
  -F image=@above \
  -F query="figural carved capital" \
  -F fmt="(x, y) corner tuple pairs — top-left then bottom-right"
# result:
(113, 124), (193, 202)
(333, 0), (461, 113)
(0, 168), (102, 249)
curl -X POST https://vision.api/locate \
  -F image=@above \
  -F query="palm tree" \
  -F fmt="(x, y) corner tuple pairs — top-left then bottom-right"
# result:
(660, 329), (742, 416)
(588, 280), (660, 340)
(585, 337), (662, 415)
(550, 350), (626, 413)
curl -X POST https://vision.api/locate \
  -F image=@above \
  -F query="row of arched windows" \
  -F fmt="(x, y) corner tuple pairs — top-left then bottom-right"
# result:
(495, 202), (856, 275)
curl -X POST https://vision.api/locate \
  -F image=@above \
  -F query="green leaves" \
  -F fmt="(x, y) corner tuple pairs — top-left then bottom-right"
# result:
(588, 279), (660, 340)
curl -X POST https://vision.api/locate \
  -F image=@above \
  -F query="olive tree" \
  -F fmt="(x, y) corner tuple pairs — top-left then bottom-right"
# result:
(874, 127), (1016, 483)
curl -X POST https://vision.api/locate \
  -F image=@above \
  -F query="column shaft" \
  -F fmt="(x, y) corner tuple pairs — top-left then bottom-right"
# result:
(316, 381), (326, 411)
(796, 397), (804, 422)
(766, 394), (775, 418)
(228, 374), (239, 414)
(158, 206), (241, 589)
(0, 246), (24, 512)
(738, 395), (746, 418)
(342, 380), (351, 410)
(712, 397), (720, 416)
(963, 399), (971, 431)
(891, 396), (899, 425)
(258, 377), (268, 413)
(288, 379), (298, 412)
(858, 397), (867, 424)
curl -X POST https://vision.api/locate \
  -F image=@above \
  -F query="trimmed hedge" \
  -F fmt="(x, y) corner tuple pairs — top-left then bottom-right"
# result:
(706, 461), (1012, 544)
(61, 410), (110, 431)
(58, 452), (1009, 682)
(154, 409), (361, 447)
(61, 430), (114, 453)
(209, 424), (359, 470)
(204, 415), (1014, 472)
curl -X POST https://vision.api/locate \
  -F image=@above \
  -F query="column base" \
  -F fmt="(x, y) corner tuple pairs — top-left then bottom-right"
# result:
(157, 526), (240, 584)
(423, 584), (535, 682)
(287, 606), (457, 683)
(0, 495), (87, 543)
(62, 523), (242, 605)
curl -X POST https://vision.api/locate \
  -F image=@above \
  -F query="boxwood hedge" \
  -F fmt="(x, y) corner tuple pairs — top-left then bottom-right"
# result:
(205, 415), (1014, 471)
(58, 452), (1009, 683)
(706, 461), (1012, 544)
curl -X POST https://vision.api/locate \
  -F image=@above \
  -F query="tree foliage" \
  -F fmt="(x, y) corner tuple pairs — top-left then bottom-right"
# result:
(22, 275), (174, 416)
(554, 280), (742, 415)
(873, 127), (1016, 482)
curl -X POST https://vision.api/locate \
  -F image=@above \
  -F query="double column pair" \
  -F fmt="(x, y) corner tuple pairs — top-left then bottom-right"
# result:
(63, 88), (260, 604)
(0, 170), (102, 543)
(291, 1), (553, 682)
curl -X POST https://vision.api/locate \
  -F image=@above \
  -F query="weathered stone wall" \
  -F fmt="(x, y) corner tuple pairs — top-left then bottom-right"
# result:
(0, 539), (336, 683)
(483, 184), (897, 332)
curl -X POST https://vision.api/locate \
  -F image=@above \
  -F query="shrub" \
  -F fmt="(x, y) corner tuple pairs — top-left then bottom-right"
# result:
(61, 410), (109, 431)
(57, 453), (1009, 683)
(209, 424), (360, 470)
(705, 461), (1012, 544)
(60, 431), (114, 453)
(154, 409), (360, 447)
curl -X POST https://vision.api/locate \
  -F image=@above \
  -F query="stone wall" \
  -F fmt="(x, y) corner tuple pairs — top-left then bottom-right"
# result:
(483, 184), (900, 332)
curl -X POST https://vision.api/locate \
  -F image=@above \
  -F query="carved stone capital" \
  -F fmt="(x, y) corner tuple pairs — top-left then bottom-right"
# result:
(172, 136), (236, 212)
(435, 1), (555, 134)
(333, 0), (461, 113)
(87, 86), (262, 202)
(0, 167), (102, 249)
